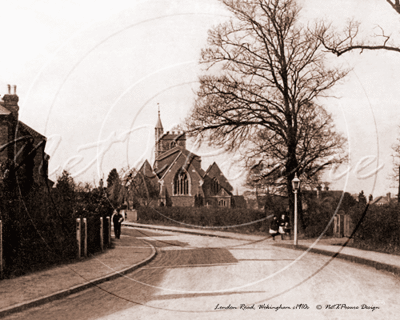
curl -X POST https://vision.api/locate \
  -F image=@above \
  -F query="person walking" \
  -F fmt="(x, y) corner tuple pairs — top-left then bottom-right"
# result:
(112, 209), (124, 239)
(269, 215), (279, 240)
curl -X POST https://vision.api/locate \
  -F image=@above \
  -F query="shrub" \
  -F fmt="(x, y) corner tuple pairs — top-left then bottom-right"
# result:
(137, 206), (266, 233)
(348, 203), (400, 253)
(302, 198), (336, 238)
(0, 171), (113, 279)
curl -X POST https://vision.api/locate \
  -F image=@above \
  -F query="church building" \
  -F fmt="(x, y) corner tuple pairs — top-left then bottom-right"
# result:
(135, 109), (233, 207)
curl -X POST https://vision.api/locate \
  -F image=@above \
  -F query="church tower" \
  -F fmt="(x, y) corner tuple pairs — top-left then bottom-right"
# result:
(155, 103), (164, 161)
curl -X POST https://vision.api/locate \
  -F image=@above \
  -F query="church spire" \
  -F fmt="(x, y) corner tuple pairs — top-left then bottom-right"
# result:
(155, 103), (163, 130)
(155, 103), (164, 164)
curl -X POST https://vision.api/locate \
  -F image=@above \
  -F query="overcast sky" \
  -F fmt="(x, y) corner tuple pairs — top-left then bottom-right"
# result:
(1, 0), (399, 198)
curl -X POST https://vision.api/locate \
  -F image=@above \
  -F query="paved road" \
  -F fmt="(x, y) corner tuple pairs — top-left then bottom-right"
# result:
(4, 228), (400, 320)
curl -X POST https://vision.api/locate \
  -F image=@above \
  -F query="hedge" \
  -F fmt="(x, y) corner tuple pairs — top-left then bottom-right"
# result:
(137, 206), (267, 233)
(0, 183), (113, 279)
(348, 202), (400, 254)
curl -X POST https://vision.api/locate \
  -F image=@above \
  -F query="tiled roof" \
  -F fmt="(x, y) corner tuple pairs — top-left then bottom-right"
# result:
(0, 104), (11, 115)
(18, 121), (46, 140)
(156, 146), (199, 162)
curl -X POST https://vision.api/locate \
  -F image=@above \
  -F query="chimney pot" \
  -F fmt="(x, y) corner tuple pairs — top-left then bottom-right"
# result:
(13, 85), (16, 94)
(7, 84), (10, 94)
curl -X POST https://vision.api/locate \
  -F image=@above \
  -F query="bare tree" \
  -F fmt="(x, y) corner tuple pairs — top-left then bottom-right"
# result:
(186, 0), (348, 227)
(121, 167), (159, 208)
(320, 1), (400, 56)
(390, 129), (400, 201)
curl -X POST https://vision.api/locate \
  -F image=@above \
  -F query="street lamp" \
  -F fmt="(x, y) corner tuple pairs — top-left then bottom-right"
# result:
(292, 173), (300, 246)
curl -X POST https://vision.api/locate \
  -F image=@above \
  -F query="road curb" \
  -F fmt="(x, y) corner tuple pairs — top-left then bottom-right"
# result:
(274, 243), (400, 277)
(127, 223), (400, 278)
(0, 241), (157, 318)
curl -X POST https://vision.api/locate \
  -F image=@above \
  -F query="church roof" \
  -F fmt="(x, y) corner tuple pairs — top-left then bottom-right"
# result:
(155, 145), (199, 162)
(204, 162), (233, 193)
(138, 159), (158, 179)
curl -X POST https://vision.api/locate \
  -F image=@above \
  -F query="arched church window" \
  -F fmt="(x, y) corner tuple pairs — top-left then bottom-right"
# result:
(170, 141), (176, 148)
(174, 170), (189, 195)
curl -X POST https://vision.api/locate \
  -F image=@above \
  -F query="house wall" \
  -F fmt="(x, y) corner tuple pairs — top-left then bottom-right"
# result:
(0, 121), (9, 164)
(0, 91), (49, 188)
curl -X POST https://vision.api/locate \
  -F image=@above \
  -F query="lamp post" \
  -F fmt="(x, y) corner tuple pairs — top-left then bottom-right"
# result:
(292, 173), (300, 246)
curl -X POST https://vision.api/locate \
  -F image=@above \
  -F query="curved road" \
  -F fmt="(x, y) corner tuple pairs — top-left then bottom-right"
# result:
(4, 228), (400, 320)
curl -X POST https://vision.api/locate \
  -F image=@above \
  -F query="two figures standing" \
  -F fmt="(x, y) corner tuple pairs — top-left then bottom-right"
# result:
(269, 214), (290, 240)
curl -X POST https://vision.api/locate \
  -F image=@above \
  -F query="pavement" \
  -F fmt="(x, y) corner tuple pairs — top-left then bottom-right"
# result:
(1, 221), (400, 317)
(0, 232), (156, 318)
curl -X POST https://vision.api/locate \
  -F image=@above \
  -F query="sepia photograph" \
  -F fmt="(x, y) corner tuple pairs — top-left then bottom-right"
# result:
(0, 0), (399, 319)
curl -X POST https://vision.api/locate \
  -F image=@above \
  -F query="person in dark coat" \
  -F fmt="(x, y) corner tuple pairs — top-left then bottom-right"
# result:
(112, 209), (124, 239)
(269, 215), (279, 240)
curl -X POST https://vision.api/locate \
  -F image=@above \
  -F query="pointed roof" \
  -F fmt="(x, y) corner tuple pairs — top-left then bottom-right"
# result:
(18, 121), (47, 140)
(155, 104), (163, 129)
(204, 162), (233, 193)
(138, 159), (158, 179)
(0, 104), (11, 115)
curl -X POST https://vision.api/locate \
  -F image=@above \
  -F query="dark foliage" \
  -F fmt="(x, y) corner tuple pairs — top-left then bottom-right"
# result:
(0, 171), (113, 279)
(137, 206), (266, 233)
(106, 168), (119, 189)
(301, 191), (357, 238)
(348, 202), (400, 254)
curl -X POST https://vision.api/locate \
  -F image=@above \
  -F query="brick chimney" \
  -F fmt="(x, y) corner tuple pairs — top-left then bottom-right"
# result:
(2, 84), (19, 120)
(387, 192), (391, 202)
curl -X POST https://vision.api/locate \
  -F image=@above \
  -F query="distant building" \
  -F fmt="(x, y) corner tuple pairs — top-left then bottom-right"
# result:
(371, 193), (392, 206)
(134, 109), (233, 207)
(0, 85), (51, 190)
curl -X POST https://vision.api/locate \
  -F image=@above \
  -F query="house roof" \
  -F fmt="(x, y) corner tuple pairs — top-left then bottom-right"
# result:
(0, 104), (11, 115)
(18, 121), (46, 140)
(371, 196), (391, 205)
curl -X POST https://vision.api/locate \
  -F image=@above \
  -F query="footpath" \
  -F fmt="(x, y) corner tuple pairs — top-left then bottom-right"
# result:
(1, 221), (400, 317)
(0, 233), (156, 318)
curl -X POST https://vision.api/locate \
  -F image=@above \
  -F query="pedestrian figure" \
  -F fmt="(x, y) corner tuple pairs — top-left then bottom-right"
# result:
(279, 213), (290, 240)
(112, 209), (124, 239)
(269, 215), (279, 240)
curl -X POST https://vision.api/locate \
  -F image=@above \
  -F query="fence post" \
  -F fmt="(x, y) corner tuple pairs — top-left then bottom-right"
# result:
(100, 217), (103, 252)
(106, 216), (111, 247)
(0, 220), (3, 279)
(333, 216), (338, 237)
(76, 218), (81, 258)
(83, 218), (87, 258)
